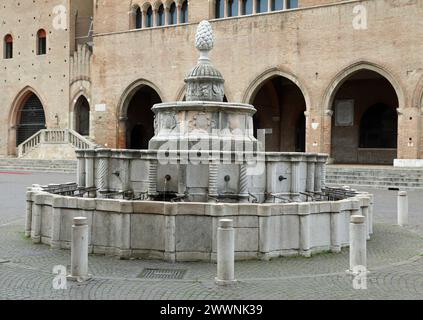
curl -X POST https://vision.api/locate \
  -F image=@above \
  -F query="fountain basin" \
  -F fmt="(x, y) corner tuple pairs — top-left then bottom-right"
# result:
(26, 190), (373, 261)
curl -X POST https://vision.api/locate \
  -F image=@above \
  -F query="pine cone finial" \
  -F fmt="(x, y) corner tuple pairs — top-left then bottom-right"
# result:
(195, 20), (214, 51)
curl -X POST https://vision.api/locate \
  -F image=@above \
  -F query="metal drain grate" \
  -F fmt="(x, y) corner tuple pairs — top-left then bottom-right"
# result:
(138, 268), (187, 279)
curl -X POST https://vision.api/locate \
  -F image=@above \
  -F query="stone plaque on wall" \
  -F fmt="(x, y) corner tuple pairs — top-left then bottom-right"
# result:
(335, 99), (354, 126)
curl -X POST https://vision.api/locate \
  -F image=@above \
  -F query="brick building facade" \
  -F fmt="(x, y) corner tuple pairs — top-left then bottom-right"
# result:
(1, 0), (423, 165)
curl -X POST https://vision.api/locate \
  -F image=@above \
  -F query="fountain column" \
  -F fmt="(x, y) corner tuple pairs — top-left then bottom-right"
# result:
(239, 164), (249, 203)
(76, 150), (86, 188)
(84, 150), (96, 198)
(148, 160), (159, 200)
(120, 151), (132, 195)
(208, 162), (219, 202)
(96, 149), (111, 198)
(314, 159), (323, 193)
(306, 155), (316, 193)
(290, 156), (301, 201)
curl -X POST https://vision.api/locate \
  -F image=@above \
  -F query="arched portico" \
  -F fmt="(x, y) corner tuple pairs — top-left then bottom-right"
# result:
(324, 63), (402, 164)
(245, 68), (309, 152)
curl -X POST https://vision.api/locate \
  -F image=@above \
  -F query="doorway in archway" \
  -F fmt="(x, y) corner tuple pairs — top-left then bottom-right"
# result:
(74, 96), (90, 136)
(16, 93), (46, 146)
(125, 86), (162, 149)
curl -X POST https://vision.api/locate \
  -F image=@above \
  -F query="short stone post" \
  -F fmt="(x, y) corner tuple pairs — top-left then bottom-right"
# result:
(25, 190), (34, 237)
(68, 217), (91, 282)
(215, 219), (236, 286)
(349, 215), (366, 273)
(397, 191), (408, 227)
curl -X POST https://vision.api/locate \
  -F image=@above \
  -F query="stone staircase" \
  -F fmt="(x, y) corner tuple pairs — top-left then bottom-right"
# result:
(326, 165), (423, 189)
(18, 129), (97, 160)
(0, 158), (77, 173)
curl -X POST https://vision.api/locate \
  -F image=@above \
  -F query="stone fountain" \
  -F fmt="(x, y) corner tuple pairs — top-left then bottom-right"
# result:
(25, 21), (373, 262)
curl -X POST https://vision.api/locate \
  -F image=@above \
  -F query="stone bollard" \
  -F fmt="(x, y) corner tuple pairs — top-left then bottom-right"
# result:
(349, 215), (366, 273)
(398, 191), (408, 227)
(68, 217), (91, 282)
(215, 219), (236, 286)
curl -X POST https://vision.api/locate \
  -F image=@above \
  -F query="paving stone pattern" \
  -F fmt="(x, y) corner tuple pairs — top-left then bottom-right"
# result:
(0, 172), (422, 300)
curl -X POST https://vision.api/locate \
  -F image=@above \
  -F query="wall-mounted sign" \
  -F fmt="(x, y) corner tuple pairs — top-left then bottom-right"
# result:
(95, 104), (107, 112)
(335, 99), (354, 127)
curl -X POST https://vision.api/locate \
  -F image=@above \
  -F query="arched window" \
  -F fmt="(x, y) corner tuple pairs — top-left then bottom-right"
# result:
(181, 0), (188, 23)
(37, 29), (47, 55)
(359, 103), (397, 149)
(256, 0), (267, 13)
(215, 0), (224, 18)
(271, 0), (283, 11)
(169, 2), (177, 25)
(157, 4), (165, 26)
(287, 0), (298, 9)
(228, 0), (239, 17)
(135, 6), (142, 29)
(241, 0), (253, 15)
(146, 5), (153, 27)
(4, 34), (13, 59)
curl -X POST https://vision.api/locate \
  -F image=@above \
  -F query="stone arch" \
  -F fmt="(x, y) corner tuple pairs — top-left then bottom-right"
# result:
(244, 68), (309, 152)
(8, 86), (47, 155)
(242, 67), (311, 111)
(411, 74), (423, 110)
(152, 0), (163, 10)
(142, 1), (153, 11)
(117, 79), (164, 149)
(325, 62), (401, 164)
(175, 84), (186, 101)
(164, 0), (175, 7)
(71, 89), (90, 111)
(322, 61), (405, 112)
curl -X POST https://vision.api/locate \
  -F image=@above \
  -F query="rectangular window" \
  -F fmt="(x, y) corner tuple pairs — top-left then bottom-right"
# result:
(256, 0), (267, 13)
(215, 0), (224, 18)
(271, 0), (283, 11)
(287, 0), (298, 9)
(228, 0), (239, 17)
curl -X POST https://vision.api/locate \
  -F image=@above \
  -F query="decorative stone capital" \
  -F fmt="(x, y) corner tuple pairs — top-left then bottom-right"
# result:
(75, 150), (86, 158)
(96, 148), (112, 158)
(84, 149), (97, 158)
(324, 109), (334, 117)
(152, 1), (161, 11)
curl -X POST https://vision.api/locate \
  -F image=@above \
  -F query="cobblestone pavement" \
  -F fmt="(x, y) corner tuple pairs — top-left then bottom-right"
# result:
(0, 172), (422, 300)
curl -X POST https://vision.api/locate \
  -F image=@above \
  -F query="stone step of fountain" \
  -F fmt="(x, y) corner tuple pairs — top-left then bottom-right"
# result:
(326, 165), (423, 189)
(326, 175), (423, 183)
